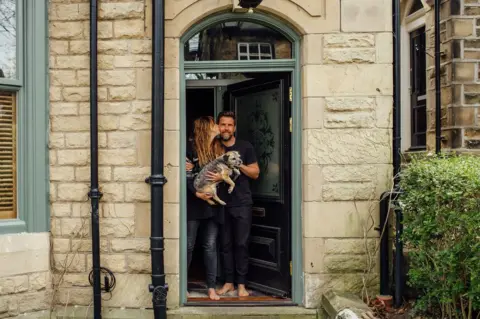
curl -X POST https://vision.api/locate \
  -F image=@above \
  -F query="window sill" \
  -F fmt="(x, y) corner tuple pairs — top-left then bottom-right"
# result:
(0, 219), (27, 235)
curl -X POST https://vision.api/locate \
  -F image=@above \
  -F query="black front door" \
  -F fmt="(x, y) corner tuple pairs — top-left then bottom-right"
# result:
(225, 73), (292, 297)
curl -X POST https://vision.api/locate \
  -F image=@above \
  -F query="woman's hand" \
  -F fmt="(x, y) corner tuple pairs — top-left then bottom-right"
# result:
(186, 157), (194, 171)
(196, 192), (213, 201)
(206, 172), (222, 182)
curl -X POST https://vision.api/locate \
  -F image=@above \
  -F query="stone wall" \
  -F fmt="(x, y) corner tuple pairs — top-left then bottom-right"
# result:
(0, 233), (51, 318)
(47, 0), (391, 311)
(422, 0), (480, 150)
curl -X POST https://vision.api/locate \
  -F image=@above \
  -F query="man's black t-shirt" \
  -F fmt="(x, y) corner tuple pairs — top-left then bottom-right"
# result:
(224, 139), (257, 207)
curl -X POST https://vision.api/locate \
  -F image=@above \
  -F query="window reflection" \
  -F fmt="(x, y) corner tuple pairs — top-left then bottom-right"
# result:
(0, 0), (16, 79)
(185, 21), (292, 61)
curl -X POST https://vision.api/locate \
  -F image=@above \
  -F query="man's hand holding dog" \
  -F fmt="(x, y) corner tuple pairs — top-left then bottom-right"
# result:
(206, 172), (222, 182)
(196, 192), (213, 201)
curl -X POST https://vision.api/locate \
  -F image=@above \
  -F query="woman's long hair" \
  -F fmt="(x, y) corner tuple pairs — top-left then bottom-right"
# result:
(193, 116), (224, 167)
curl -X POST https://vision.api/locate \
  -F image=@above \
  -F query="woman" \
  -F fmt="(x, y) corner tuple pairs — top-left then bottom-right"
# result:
(185, 116), (226, 301)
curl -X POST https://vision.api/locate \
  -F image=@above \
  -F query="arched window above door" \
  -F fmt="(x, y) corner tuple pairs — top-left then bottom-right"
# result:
(184, 21), (292, 61)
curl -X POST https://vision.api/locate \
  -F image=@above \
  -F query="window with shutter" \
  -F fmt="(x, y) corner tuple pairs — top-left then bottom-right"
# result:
(0, 91), (16, 219)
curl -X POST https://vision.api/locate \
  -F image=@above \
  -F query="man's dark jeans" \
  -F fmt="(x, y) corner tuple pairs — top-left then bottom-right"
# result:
(221, 206), (252, 285)
(187, 218), (218, 289)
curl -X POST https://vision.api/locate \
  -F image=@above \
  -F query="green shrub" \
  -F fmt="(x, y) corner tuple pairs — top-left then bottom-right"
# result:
(399, 154), (480, 319)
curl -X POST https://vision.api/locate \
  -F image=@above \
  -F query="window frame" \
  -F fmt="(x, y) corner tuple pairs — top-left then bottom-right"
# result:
(237, 42), (274, 60)
(0, 0), (49, 234)
(401, 10), (427, 152)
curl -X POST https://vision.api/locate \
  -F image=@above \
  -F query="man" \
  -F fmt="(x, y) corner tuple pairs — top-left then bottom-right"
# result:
(211, 111), (260, 297)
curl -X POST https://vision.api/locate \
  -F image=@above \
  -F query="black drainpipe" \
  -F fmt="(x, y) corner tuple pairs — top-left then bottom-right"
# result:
(146, 0), (168, 318)
(435, 0), (441, 153)
(88, 0), (103, 318)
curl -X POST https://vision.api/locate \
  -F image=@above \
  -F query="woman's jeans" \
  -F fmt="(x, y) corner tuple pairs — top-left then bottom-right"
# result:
(187, 218), (218, 289)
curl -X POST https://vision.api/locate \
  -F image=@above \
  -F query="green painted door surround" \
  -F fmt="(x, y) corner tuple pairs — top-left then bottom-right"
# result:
(178, 12), (303, 305)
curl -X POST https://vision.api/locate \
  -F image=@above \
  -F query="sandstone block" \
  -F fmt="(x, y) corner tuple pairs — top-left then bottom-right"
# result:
(376, 32), (393, 64)
(57, 183), (89, 201)
(114, 20), (144, 38)
(305, 129), (391, 164)
(164, 130), (179, 166)
(322, 165), (377, 182)
(165, 239), (179, 274)
(51, 203), (72, 217)
(165, 68), (179, 99)
(125, 183), (150, 202)
(114, 55), (151, 68)
(304, 238), (325, 273)
(303, 164), (323, 202)
(126, 254), (151, 273)
(303, 98), (324, 129)
(50, 40), (69, 55)
(119, 114), (151, 130)
(50, 102), (78, 116)
(87, 254), (127, 273)
(60, 274), (90, 287)
(102, 203), (135, 218)
(323, 33), (375, 48)
(324, 48), (375, 64)
(304, 273), (345, 308)
(102, 274), (152, 308)
(53, 238), (70, 253)
(302, 34), (323, 65)
(375, 96), (393, 128)
(99, 2), (144, 20)
(132, 101), (151, 113)
(54, 254), (86, 273)
(56, 55), (89, 69)
(49, 132), (65, 149)
(100, 183), (125, 202)
(325, 239), (377, 255)
(324, 255), (367, 273)
(136, 131), (151, 166)
(99, 55), (115, 70)
(49, 3), (89, 21)
(164, 165), (179, 203)
(325, 97), (375, 111)
(341, 0), (390, 32)
(113, 167), (150, 182)
(136, 68), (151, 100)
(6, 290), (52, 316)
(29, 272), (49, 291)
(99, 70), (135, 86)
(0, 275), (28, 295)
(303, 65), (392, 97)
(100, 219), (134, 237)
(51, 115), (89, 132)
(50, 21), (85, 39)
(71, 239), (108, 253)
(165, 38), (179, 67)
(50, 70), (77, 86)
(111, 239), (149, 253)
(61, 218), (89, 237)
(72, 202), (91, 218)
(99, 149), (137, 165)
(165, 100), (179, 130)
(130, 40), (152, 54)
(50, 87), (62, 102)
(50, 151), (57, 166)
(62, 87), (90, 102)
(75, 166), (111, 182)
(65, 132), (107, 148)
(99, 102), (131, 114)
(107, 132), (137, 149)
(164, 203), (180, 239)
(322, 183), (376, 201)
(50, 166), (75, 182)
(109, 86), (136, 101)
(324, 111), (375, 128)
(69, 40), (89, 54)
(98, 40), (129, 55)
(56, 287), (91, 306)
(92, 21), (114, 39)
(454, 62), (475, 81)
(99, 115), (120, 131)
(134, 203), (151, 237)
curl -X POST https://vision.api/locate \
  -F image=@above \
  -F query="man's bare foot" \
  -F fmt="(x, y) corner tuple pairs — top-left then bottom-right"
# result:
(238, 284), (249, 297)
(216, 283), (235, 295)
(208, 288), (220, 301)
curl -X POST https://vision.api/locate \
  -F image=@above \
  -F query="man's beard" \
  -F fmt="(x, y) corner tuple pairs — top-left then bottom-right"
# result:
(220, 132), (233, 141)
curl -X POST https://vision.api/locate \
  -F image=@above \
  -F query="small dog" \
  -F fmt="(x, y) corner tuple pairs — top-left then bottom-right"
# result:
(193, 151), (243, 205)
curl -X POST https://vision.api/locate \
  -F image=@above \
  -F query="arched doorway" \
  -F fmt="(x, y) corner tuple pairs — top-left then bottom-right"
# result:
(178, 11), (303, 306)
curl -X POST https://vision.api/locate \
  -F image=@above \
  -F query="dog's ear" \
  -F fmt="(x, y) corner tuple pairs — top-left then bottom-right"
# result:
(223, 154), (230, 162)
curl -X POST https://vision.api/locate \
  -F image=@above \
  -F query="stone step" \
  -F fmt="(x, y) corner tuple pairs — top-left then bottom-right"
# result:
(45, 306), (326, 319)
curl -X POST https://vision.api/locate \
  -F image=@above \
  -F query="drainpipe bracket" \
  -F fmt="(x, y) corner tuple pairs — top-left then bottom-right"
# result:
(149, 284), (169, 305)
(88, 188), (103, 200)
(145, 174), (168, 186)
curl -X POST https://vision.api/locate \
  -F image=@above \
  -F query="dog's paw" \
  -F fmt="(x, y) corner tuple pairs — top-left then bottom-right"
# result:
(228, 186), (234, 194)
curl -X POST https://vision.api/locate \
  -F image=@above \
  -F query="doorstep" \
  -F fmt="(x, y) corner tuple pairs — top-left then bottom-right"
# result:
(48, 306), (325, 319)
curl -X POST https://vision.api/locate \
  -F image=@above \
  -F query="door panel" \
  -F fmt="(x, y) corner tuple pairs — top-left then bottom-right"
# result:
(226, 73), (291, 297)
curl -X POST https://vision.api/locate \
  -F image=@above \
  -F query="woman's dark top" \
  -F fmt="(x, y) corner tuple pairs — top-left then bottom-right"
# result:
(186, 139), (226, 224)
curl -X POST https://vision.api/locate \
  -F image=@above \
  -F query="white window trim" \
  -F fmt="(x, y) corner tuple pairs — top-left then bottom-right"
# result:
(237, 42), (273, 60)
(400, 13), (426, 151)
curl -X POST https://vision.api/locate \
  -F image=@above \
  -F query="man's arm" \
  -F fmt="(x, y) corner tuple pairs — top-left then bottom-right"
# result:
(240, 162), (260, 180)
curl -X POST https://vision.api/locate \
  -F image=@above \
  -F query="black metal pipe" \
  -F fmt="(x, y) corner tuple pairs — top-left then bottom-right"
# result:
(435, 0), (442, 153)
(88, 0), (103, 318)
(147, 0), (168, 318)
(393, 0), (401, 180)
(394, 199), (404, 308)
(378, 192), (390, 295)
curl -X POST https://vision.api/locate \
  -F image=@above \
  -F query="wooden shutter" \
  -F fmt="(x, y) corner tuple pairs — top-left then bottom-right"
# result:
(0, 91), (16, 219)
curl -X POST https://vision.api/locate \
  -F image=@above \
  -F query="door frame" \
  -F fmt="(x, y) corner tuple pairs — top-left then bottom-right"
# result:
(178, 12), (303, 306)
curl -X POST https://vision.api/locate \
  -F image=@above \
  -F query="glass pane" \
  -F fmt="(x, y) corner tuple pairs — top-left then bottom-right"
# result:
(0, 0), (16, 79)
(184, 21), (292, 61)
(0, 91), (17, 219)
